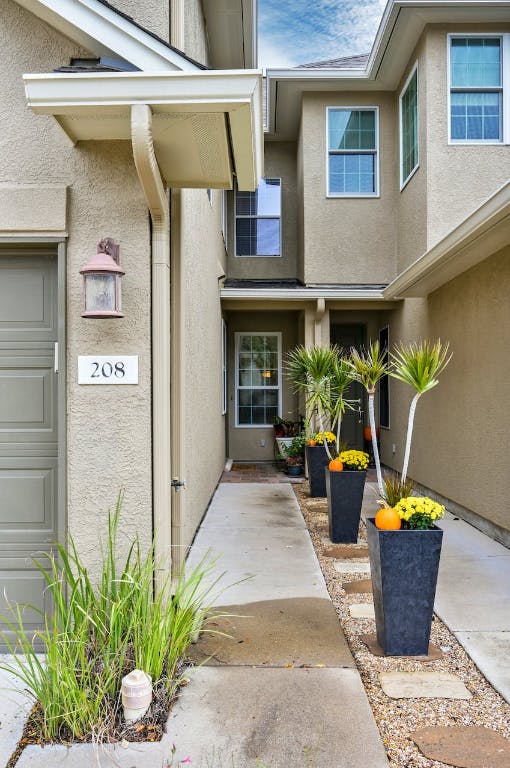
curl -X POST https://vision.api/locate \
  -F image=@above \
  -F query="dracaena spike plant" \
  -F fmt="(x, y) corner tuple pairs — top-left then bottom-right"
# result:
(349, 340), (389, 496)
(285, 345), (353, 460)
(390, 339), (452, 483)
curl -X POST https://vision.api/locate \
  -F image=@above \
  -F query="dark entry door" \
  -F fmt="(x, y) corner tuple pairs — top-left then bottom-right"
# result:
(330, 324), (365, 450)
(0, 251), (59, 647)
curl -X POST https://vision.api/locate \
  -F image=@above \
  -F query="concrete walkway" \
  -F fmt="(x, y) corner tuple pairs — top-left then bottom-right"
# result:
(7, 478), (510, 766)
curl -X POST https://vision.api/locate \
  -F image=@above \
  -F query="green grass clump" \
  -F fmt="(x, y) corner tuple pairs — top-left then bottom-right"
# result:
(1, 491), (222, 742)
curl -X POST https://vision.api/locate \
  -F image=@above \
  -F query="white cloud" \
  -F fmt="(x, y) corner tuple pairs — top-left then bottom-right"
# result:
(258, 0), (387, 69)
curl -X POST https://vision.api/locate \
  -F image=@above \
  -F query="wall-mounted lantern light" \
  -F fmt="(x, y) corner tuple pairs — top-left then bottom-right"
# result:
(80, 237), (124, 318)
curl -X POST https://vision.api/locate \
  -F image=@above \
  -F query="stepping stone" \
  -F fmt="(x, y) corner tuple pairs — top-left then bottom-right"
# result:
(343, 578), (373, 594)
(349, 604), (375, 619)
(412, 726), (510, 768)
(323, 545), (369, 559)
(360, 633), (444, 660)
(333, 561), (371, 574)
(380, 671), (472, 700)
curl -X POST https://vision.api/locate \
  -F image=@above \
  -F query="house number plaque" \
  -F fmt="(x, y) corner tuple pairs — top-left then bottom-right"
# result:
(78, 355), (138, 385)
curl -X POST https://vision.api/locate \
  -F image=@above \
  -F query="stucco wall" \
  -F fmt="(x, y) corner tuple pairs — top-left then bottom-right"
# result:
(180, 188), (227, 549)
(1, 0), (153, 572)
(110, 0), (169, 41)
(226, 141), (298, 280)
(380, 247), (510, 535)
(301, 92), (397, 285)
(425, 24), (510, 249)
(226, 310), (300, 461)
(183, 0), (209, 65)
(396, 35), (428, 273)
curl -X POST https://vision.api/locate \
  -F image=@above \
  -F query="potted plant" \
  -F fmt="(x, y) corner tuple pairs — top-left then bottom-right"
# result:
(325, 449), (369, 543)
(282, 434), (306, 476)
(367, 496), (445, 655)
(366, 338), (452, 656)
(306, 430), (336, 496)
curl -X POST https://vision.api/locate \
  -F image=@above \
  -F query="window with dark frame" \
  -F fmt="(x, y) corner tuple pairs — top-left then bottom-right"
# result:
(235, 178), (281, 257)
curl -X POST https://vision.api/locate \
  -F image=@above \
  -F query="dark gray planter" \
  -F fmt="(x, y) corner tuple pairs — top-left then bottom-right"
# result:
(325, 469), (366, 543)
(306, 445), (329, 497)
(287, 464), (303, 477)
(366, 518), (443, 656)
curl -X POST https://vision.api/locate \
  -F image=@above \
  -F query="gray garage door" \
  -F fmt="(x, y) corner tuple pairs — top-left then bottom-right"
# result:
(0, 250), (59, 648)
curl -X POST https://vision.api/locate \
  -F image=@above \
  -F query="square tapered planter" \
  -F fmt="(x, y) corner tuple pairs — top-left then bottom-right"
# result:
(305, 445), (330, 497)
(325, 469), (366, 543)
(366, 518), (443, 656)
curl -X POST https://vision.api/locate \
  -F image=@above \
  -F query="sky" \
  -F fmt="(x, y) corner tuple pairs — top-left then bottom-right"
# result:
(258, 0), (387, 70)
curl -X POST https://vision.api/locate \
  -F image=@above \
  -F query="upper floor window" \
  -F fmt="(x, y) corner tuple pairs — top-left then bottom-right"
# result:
(449, 36), (503, 142)
(400, 65), (419, 188)
(327, 107), (379, 197)
(235, 178), (281, 257)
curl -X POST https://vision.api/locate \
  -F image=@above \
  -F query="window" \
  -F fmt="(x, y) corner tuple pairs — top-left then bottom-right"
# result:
(327, 107), (379, 196)
(400, 65), (419, 188)
(235, 333), (281, 427)
(449, 36), (503, 142)
(235, 178), (281, 256)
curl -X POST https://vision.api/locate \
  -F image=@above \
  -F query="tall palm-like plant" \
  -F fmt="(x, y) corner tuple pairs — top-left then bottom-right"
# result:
(329, 355), (356, 455)
(350, 341), (389, 495)
(390, 339), (451, 483)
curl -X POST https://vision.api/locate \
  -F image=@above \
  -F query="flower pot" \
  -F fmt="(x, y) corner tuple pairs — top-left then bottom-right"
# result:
(305, 445), (330, 497)
(276, 437), (294, 457)
(366, 518), (443, 656)
(325, 469), (366, 543)
(287, 464), (303, 477)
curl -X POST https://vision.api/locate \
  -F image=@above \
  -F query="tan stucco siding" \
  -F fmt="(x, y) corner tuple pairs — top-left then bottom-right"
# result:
(1, 1), (153, 573)
(396, 36), (428, 273)
(184, 0), (209, 66)
(226, 311), (300, 461)
(226, 141), (298, 280)
(425, 24), (510, 249)
(301, 92), (397, 285)
(380, 247), (510, 535)
(297, 127), (305, 282)
(180, 189), (227, 549)
(107, 0), (169, 41)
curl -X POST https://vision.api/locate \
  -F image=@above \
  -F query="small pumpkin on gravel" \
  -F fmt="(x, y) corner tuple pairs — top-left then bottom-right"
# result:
(328, 457), (344, 471)
(375, 500), (401, 530)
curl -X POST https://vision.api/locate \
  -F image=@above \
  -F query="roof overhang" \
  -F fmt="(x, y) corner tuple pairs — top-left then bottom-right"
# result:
(202, 0), (257, 70)
(221, 285), (388, 300)
(23, 71), (264, 190)
(266, 0), (510, 139)
(384, 182), (510, 298)
(14, 0), (200, 72)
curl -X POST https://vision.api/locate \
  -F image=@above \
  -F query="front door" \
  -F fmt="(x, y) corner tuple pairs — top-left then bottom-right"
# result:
(330, 324), (365, 450)
(0, 250), (60, 647)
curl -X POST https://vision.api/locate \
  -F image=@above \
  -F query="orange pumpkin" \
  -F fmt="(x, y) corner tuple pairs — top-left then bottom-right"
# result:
(307, 439), (317, 446)
(363, 426), (372, 442)
(328, 458), (344, 472)
(375, 506), (401, 530)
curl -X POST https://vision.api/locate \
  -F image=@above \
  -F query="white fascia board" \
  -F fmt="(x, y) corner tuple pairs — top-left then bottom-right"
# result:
(384, 181), (510, 298)
(14, 0), (199, 71)
(23, 70), (262, 111)
(220, 287), (387, 300)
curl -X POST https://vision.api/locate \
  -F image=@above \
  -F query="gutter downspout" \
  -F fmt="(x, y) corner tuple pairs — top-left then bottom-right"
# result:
(131, 103), (171, 591)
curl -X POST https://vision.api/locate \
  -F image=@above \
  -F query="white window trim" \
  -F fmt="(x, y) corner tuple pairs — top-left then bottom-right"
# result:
(221, 319), (227, 415)
(399, 62), (419, 190)
(234, 178), (282, 258)
(326, 106), (380, 198)
(447, 32), (509, 145)
(234, 332), (282, 428)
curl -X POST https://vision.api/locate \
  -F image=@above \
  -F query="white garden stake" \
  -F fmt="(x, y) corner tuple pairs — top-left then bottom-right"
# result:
(121, 669), (153, 723)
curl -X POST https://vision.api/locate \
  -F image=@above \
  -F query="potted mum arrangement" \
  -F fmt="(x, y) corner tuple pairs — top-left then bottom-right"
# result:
(325, 448), (369, 543)
(305, 430), (336, 496)
(363, 338), (452, 656)
(282, 433), (306, 476)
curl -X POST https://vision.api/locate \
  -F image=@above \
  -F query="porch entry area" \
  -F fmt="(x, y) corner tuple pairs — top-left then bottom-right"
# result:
(224, 308), (386, 461)
(0, 247), (62, 647)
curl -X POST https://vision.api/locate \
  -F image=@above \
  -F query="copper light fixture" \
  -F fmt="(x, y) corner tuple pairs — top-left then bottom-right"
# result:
(80, 237), (124, 318)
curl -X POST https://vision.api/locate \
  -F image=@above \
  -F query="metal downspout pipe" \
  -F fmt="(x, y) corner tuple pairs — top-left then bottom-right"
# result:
(131, 103), (172, 591)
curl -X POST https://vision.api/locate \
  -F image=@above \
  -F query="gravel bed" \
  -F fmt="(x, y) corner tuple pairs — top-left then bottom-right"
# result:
(294, 482), (510, 768)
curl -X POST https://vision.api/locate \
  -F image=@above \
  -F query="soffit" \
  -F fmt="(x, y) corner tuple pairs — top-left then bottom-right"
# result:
(202, 0), (257, 69)
(384, 182), (510, 298)
(267, 0), (510, 139)
(14, 0), (202, 71)
(23, 71), (264, 190)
